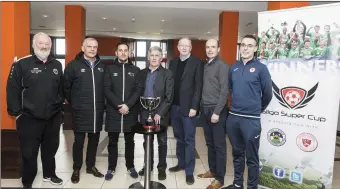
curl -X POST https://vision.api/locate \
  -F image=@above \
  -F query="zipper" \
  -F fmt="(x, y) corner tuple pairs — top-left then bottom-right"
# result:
(121, 63), (125, 133)
(21, 78), (25, 110)
(90, 61), (100, 133)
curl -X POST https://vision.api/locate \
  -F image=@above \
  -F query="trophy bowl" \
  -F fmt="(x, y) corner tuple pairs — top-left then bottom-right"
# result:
(140, 97), (161, 131)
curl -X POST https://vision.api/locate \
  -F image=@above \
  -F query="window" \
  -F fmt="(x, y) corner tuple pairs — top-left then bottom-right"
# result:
(150, 41), (160, 48)
(137, 41), (146, 57)
(56, 59), (65, 72)
(136, 61), (146, 69)
(56, 38), (65, 55)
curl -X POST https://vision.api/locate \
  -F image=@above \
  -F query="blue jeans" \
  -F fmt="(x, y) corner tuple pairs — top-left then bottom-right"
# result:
(171, 105), (196, 176)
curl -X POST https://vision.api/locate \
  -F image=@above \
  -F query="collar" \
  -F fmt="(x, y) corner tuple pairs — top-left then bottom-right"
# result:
(148, 66), (160, 72)
(179, 54), (191, 61)
(206, 56), (219, 65)
(33, 54), (54, 64)
(240, 57), (256, 65)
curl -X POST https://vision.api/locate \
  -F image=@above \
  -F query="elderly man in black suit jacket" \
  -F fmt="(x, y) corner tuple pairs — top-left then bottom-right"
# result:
(137, 46), (174, 181)
(168, 37), (204, 185)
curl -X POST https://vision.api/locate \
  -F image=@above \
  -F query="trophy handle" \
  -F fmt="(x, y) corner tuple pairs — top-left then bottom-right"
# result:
(140, 96), (148, 109)
(153, 97), (161, 110)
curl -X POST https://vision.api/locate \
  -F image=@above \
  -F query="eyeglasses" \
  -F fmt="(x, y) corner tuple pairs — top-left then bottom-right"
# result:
(178, 44), (191, 48)
(240, 43), (256, 48)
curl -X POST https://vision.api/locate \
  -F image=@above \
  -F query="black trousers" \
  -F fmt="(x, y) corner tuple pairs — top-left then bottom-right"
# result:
(142, 126), (168, 171)
(201, 106), (227, 184)
(72, 131), (100, 170)
(107, 132), (135, 170)
(16, 113), (61, 186)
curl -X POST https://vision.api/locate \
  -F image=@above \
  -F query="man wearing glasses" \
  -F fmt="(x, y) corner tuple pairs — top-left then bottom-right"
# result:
(168, 37), (204, 185)
(223, 35), (273, 189)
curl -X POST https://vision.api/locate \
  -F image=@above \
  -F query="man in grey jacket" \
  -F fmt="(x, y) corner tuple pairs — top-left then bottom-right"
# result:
(197, 38), (229, 189)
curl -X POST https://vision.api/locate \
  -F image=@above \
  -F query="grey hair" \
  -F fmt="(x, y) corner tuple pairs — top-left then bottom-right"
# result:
(178, 37), (192, 45)
(82, 37), (98, 47)
(148, 46), (163, 57)
(32, 32), (51, 48)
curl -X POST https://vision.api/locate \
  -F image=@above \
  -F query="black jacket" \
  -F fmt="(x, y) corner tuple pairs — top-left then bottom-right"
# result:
(104, 59), (142, 133)
(169, 56), (204, 115)
(139, 66), (174, 126)
(6, 54), (64, 120)
(63, 52), (105, 133)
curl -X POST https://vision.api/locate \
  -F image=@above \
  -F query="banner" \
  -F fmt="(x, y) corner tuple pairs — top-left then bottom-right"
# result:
(258, 3), (340, 189)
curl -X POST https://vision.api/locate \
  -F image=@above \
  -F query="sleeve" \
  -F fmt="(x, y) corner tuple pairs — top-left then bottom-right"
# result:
(260, 66), (273, 112)
(190, 60), (204, 110)
(228, 66), (233, 92)
(58, 63), (65, 106)
(104, 67), (123, 109)
(125, 68), (143, 108)
(156, 71), (174, 117)
(63, 61), (74, 104)
(213, 63), (229, 115)
(6, 62), (23, 117)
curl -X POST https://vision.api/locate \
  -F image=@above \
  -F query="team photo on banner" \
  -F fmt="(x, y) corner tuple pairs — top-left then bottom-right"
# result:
(257, 3), (340, 189)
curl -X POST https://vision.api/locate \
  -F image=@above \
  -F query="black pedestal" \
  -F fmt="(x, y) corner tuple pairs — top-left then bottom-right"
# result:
(129, 124), (167, 189)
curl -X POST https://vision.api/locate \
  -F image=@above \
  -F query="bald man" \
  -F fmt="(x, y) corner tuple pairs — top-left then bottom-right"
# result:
(168, 37), (204, 185)
(197, 39), (229, 189)
(64, 37), (105, 183)
(7, 32), (64, 189)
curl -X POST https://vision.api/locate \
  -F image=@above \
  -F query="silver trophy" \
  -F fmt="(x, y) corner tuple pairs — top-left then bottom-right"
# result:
(140, 97), (161, 129)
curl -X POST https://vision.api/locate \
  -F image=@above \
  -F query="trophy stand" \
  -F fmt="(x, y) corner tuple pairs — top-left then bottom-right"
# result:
(129, 124), (167, 189)
(129, 97), (166, 189)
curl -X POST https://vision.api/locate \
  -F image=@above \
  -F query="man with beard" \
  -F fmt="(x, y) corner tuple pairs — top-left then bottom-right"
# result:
(64, 38), (105, 183)
(6, 32), (64, 189)
(104, 43), (143, 180)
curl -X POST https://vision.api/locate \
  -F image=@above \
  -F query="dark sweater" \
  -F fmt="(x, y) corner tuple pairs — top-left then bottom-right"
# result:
(173, 58), (188, 105)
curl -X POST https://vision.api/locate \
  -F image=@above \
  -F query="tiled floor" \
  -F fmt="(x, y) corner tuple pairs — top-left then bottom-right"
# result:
(2, 126), (340, 189)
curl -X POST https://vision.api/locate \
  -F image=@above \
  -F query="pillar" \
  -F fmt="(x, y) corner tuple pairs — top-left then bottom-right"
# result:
(268, 2), (309, 10)
(219, 11), (239, 107)
(65, 5), (86, 64)
(218, 11), (239, 65)
(1, 2), (30, 178)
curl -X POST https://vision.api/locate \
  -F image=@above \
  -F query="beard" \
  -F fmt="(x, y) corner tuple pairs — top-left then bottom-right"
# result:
(34, 48), (50, 60)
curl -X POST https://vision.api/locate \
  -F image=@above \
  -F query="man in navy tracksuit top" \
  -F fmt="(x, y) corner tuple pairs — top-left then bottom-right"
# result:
(223, 35), (272, 189)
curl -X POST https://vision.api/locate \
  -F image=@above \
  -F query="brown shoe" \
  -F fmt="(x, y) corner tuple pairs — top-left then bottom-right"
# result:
(197, 170), (215, 179)
(207, 180), (223, 189)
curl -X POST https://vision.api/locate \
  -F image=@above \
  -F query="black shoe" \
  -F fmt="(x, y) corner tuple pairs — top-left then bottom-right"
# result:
(86, 167), (104, 178)
(138, 167), (153, 176)
(169, 165), (184, 172)
(186, 175), (195, 185)
(23, 185), (32, 189)
(221, 184), (244, 189)
(43, 175), (63, 185)
(71, 170), (80, 184)
(158, 169), (166, 180)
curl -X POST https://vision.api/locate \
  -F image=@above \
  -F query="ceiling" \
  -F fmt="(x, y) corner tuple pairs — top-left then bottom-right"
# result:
(30, 1), (330, 41)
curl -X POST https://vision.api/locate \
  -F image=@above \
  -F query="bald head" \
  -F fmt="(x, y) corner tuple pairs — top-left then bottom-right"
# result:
(177, 37), (192, 56)
(206, 38), (220, 60)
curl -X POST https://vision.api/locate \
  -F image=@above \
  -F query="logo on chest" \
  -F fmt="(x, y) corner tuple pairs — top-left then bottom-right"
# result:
(249, 68), (256, 73)
(81, 69), (86, 73)
(31, 68), (42, 74)
(53, 68), (58, 75)
(98, 68), (104, 72)
(128, 72), (135, 76)
(113, 73), (118, 76)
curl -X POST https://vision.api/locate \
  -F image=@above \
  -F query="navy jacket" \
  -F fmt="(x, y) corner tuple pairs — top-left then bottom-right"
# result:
(228, 58), (273, 118)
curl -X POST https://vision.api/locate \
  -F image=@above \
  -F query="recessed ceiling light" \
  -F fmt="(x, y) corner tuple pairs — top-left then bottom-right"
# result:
(119, 36), (122, 37)
(132, 17), (135, 21)
(113, 28), (116, 31)
(207, 31), (211, 34)
(161, 19), (166, 22)
(42, 15), (49, 18)
(102, 17), (108, 20)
